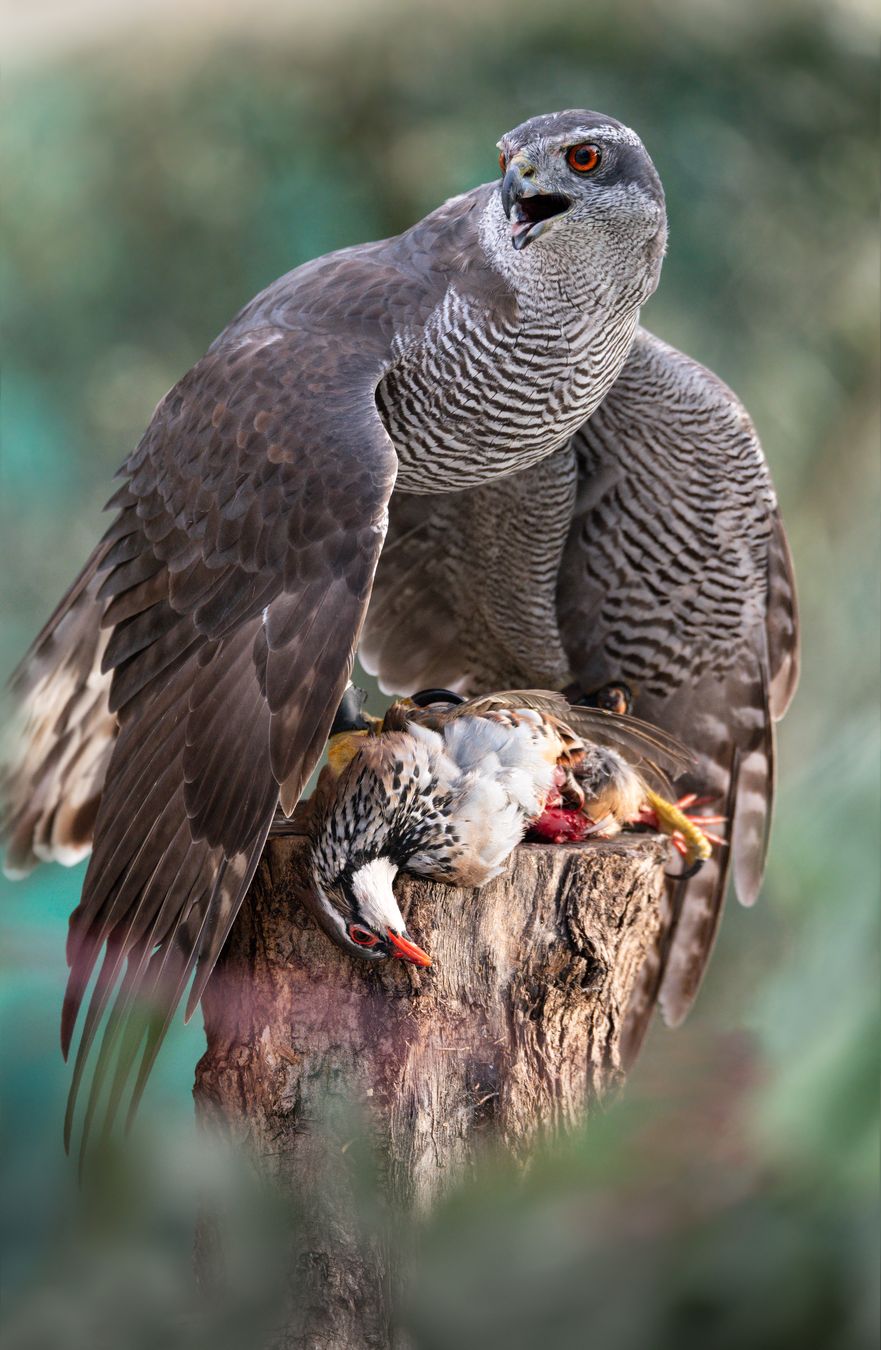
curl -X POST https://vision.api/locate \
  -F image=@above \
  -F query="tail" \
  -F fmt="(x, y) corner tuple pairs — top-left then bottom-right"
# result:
(2, 544), (116, 877)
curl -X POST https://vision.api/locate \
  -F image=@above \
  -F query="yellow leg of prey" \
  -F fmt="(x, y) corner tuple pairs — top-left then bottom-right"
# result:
(643, 788), (713, 870)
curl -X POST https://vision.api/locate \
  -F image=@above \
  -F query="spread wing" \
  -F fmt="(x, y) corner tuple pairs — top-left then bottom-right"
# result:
(3, 182), (507, 874)
(557, 327), (799, 1048)
(1, 182), (520, 1151)
(59, 324), (397, 1151)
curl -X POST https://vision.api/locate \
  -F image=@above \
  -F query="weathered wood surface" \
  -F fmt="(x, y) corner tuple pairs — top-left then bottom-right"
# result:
(194, 832), (668, 1349)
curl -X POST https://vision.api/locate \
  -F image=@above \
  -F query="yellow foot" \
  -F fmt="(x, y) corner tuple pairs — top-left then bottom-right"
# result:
(639, 788), (719, 873)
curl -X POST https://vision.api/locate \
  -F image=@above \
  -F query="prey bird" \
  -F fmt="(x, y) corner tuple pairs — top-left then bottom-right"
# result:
(0, 108), (796, 1134)
(293, 689), (695, 966)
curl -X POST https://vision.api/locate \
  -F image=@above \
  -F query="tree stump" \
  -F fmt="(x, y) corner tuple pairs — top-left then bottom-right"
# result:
(194, 832), (668, 1349)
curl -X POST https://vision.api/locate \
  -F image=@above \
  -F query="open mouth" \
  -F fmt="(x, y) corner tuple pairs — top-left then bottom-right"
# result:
(510, 193), (571, 251)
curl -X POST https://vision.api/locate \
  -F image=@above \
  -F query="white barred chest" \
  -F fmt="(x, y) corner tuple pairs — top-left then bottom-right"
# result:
(377, 287), (638, 493)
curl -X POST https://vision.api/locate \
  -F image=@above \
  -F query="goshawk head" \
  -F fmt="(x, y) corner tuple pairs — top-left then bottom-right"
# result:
(490, 109), (667, 299)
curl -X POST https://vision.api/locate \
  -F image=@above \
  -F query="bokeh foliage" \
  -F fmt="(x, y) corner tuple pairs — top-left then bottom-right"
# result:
(1, 1), (878, 1346)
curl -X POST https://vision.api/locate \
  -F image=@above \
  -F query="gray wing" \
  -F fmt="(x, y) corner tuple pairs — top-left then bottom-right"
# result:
(52, 320), (397, 1150)
(3, 184), (507, 877)
(557, 327), (798, 1044)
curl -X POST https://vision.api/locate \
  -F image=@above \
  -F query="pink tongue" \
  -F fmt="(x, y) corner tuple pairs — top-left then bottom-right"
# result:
(510, 202), (534, 248)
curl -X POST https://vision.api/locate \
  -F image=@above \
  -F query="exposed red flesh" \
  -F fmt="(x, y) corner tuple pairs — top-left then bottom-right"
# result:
(527, 805), (592, 845)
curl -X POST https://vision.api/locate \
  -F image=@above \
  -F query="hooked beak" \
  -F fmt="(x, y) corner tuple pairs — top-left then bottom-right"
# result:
(386, 928), (432, 968)
(500, 159), (571, 252)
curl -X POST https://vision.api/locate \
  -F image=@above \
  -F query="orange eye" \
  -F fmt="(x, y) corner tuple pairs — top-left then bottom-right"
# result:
(498, 151), (506, 175)
(349, 923), (379, 948)
(566, 143), (601, 174)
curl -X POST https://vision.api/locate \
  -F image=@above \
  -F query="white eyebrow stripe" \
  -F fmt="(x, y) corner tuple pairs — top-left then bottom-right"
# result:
(498, 122), (644, 153)
(545, 125), (643, 148)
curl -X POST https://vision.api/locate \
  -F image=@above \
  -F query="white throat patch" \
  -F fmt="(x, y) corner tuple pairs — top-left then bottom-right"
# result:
(350, 857), (403, 934)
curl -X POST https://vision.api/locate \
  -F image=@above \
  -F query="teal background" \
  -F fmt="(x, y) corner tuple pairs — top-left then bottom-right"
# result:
(1, 2), (878, 1346)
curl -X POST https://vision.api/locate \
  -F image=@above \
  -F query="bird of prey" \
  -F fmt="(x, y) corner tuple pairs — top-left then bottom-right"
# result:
(0, 106), (796, 1130)
(295, 689), (693, 967)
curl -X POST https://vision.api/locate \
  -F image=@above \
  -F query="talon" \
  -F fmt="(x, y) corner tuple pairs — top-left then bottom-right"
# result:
(665, 857), (706, 881)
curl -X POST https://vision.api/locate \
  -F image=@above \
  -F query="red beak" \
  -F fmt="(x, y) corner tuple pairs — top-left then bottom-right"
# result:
(386, 928), (432, 968)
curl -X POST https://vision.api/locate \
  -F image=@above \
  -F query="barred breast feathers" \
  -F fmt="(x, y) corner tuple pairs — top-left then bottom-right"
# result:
(379, 190), (645, 494)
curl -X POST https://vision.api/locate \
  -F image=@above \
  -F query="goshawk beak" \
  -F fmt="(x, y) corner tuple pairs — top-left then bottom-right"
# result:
(500, 160), (571, 252)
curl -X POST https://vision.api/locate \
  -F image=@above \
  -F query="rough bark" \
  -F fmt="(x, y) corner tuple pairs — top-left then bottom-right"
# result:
(194, 832), (668, 1349)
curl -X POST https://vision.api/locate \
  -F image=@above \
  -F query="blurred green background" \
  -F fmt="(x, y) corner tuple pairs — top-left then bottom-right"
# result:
(1, 1), (878, 1346)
